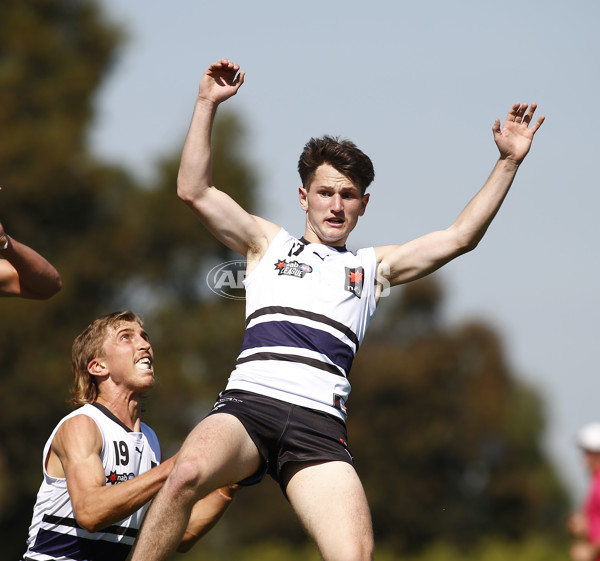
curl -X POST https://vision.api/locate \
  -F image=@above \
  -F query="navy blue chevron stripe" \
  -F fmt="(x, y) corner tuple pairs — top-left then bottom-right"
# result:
(245, 306), (360, 348)
(31, 528), (132, 561)
(240, 321), (355, 375)
(41, 513), (138, 538)
(236, 351), (345, 377)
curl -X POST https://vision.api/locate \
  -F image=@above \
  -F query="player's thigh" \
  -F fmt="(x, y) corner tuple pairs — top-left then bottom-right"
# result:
(175, 413), (261, 490)
(285, 461), (373, 561)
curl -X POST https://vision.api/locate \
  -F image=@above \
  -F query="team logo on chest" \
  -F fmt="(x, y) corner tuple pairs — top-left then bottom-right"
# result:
(274, 259), (313, 278)
(345, 266), (364, 298)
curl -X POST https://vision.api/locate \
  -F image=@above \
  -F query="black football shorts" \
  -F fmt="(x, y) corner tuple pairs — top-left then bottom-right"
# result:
(207, 389), (354, 491)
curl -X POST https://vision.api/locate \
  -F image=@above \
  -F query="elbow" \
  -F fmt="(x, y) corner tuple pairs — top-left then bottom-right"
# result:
(25, 273), (63, 300)
(36, 275), (63, 300)
(177, 172), (212, 207)
(75, 512), (103, 534)
(73, 502), (109, 533)
(450, 220), (491, 256)
(53, 273), (63, 293)
(81, 521), (102, 534)
(452, 227), (483, 256)
(176, 183), (203, 210)
(176, 172), (199, 205)
(176, 182), (192, 204)
(460, 238), (480, 254)
(45, 274), (63, 298)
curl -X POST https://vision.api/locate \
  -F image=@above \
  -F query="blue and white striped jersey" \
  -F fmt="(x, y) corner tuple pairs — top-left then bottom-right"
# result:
(23, 403), (161, 561)
(225, 228), (378, 420)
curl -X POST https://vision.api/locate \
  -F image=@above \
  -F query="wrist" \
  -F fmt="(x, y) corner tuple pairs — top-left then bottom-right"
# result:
(498, 155), (522, 170)
(195, 96), (219, 111)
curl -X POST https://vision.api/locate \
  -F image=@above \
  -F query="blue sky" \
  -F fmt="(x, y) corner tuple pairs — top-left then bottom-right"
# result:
(90, 0), (600, 501)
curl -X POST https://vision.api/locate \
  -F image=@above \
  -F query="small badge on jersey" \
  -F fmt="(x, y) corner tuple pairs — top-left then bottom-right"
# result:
(344, 267), (364, 298)
(106, 471), (135, 484)
(274, 259), (313, 278)
(334, 394), (348, 415)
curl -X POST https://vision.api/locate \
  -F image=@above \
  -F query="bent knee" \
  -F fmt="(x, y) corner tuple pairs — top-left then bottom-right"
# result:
(341, 542), (373, 561)
(316, 524), (373, 561)
(168, 455), (212, 496)
(322, 542), (373, 561)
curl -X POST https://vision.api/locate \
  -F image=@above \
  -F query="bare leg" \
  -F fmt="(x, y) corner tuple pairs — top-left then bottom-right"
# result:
(285, 461), (374, 561)
(129, 413), (260, 561)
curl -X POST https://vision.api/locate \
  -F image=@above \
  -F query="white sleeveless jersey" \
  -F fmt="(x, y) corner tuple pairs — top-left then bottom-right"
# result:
(23, 403), (161, 561)
(225, 228), (377, 420)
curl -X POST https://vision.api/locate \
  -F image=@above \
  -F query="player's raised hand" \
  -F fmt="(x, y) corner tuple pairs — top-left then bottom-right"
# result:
(198, 58), (245, 104)
(492, 103), (545, 164)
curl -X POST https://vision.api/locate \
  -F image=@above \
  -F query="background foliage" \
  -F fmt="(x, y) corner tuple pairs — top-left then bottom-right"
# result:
(0, 1), (571, 559)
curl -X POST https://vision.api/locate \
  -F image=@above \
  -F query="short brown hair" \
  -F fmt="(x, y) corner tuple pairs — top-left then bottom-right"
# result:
(70, 311), (143, 406)
(298, 135), (375, 194)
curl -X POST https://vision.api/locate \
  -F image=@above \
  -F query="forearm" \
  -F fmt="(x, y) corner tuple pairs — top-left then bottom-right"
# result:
(450, 157), (520, 250)
(0, 236), (61, 298)
(72, 460), (173, 532)
(174, 96), (276, 257)
(177, 97), (219, 204)
(177, 485), (238, 552)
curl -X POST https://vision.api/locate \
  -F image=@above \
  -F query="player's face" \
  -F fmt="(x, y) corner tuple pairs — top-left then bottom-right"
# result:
(97, 321), (155, 394)
(299, 163), (369, 247)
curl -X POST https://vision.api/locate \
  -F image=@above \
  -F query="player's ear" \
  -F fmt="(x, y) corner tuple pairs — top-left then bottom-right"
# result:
(299, 186), (309, 211)
(359, 193), (370, 217)
(88, 358), (107, 377)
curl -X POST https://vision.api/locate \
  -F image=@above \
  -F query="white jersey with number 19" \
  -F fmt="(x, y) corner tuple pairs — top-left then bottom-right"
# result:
(23, 402), (160, 561)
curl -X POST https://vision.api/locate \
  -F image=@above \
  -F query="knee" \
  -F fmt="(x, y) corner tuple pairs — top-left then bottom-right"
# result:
(319, 533), (373, 561)
(344, 541), (373, 561)
(324, 545), (372, 561)
(167, 454), (210, 498)
(360, 541), (375, 561)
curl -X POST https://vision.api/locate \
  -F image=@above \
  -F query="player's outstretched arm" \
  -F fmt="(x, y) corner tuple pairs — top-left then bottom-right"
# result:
(177, 59), (279, 261)
(0, 214), (62, 299)
(375, 103), (545, 290)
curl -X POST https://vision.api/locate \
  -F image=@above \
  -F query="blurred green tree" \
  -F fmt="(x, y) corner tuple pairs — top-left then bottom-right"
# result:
(0, 1), (125, 556)
(0, 1), (255, 558)
(348, 276), (569, 553)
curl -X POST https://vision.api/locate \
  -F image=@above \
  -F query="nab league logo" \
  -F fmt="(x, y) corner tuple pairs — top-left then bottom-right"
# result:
(206, 260), (247, 300)
(344, 266), (364, 298)
(106, 471), (135, 485)
(274, 259), (313, 278)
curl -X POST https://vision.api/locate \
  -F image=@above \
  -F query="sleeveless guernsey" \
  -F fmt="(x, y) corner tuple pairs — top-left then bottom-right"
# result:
(23, 403), (161, 561)
(225, 228), (377, 421)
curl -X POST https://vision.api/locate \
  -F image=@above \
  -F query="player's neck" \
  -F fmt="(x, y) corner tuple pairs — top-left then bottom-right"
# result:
(94, 395), (142, 432)
(302, 230), (349, 249)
